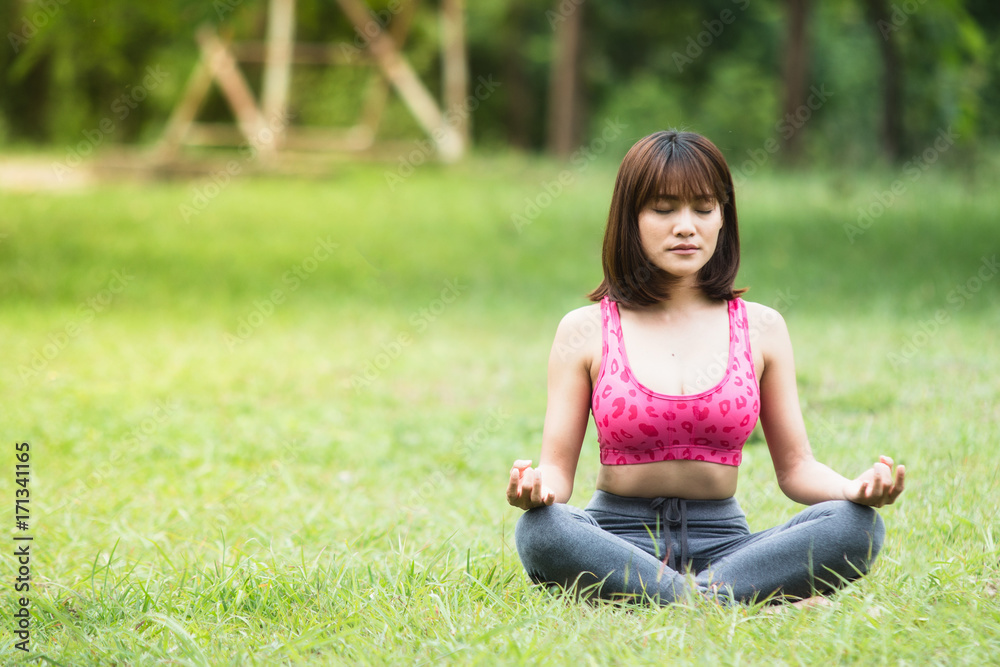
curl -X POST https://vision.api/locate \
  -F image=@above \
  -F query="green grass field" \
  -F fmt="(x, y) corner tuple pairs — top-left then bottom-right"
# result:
(1, 155), (999, 665)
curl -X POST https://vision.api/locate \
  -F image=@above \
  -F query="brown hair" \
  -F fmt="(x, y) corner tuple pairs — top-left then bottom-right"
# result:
(587, 130), (746, 307)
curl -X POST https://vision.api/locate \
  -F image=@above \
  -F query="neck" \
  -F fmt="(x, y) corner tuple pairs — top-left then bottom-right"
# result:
(646, 275), (714, 313)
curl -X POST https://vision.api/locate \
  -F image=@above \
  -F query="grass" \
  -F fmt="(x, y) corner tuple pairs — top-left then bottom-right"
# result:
(0, 153), (998, 665)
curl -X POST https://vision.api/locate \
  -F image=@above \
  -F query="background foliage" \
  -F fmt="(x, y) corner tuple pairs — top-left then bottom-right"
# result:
(2, 0), (999, 165)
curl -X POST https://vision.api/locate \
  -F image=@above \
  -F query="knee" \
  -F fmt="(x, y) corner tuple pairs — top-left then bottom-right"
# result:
(514, 504), (569, 567)
(825, 500), (885, 562)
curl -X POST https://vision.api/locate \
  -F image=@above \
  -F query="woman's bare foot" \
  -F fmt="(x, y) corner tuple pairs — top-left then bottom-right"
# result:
(763, 595), (836, 615)
(789, 595), (835, 609)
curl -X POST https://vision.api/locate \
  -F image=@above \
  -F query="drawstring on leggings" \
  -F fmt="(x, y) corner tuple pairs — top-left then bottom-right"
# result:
(650, 497), (689, 573)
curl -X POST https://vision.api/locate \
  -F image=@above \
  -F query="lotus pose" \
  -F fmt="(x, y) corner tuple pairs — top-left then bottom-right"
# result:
(506, 131), (905, 605)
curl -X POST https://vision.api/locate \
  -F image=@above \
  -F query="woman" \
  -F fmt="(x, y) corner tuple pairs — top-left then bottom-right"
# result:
(506, 131), (905, 606)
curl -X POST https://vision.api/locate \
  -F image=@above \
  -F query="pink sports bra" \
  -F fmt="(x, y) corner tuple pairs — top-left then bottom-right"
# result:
(591, 296), (760, 466)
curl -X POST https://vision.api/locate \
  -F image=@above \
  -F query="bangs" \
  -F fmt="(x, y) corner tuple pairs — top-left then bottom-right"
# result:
(588, 129), (745, 308)
(632, 138), (730, 215)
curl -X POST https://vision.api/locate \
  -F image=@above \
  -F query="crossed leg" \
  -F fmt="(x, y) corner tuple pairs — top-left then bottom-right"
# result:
(515, 499), (885, 605)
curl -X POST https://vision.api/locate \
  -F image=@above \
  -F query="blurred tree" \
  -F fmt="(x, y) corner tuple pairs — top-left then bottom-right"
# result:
(3, 1), (231, 144)
(501, 0), (541, 149)
(901, 0), (990, 158)
(863, 0), (904, 161)
(967, 0), (1000, 146)
(546, 0), (584, 157)
(780, 0), (811, 163)
(1, 0), (998, 167)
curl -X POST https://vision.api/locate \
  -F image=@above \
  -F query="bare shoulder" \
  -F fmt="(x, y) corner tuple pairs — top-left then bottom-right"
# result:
(742, 300), (787, 333)
(741, 300), (793, 362)
(551, 303), (603, 368)
(558, 302), (602, 330)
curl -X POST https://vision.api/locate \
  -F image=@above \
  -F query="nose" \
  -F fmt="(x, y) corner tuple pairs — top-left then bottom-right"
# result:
(672, 206), (697, 236)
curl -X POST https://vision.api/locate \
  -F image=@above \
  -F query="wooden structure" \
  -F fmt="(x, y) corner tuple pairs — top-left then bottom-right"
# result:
(157, 0), (467, 163)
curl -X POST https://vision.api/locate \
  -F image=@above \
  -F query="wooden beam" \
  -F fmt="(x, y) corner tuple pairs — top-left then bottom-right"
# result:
(262, 0), (296, 139)
(156, 55), (215, 158)
(196, 26), (276, 157)
(440, 0), (469, 145)
(158, 0), (467, 163)
(180, 123), (251, 146)
(182, 123), (375, 152)
(355, 0), (419, 143)
(231, 41), (371, 65)
(334, 0), (463, 161)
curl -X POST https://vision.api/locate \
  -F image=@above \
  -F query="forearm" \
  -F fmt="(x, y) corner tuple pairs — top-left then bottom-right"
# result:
(536, 463), (575, 504)
(778, 458), (850, 506)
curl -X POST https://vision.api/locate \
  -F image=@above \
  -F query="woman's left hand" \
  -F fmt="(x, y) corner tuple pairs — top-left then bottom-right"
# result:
(842, 455), (905, 507)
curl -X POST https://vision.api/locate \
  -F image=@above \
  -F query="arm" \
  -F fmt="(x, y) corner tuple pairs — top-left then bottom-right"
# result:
(754, 305), (905, 507)
(506, 307), (596, 509)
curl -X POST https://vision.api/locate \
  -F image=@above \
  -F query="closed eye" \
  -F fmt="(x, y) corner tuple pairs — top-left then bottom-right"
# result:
(651, 206), (716, 215)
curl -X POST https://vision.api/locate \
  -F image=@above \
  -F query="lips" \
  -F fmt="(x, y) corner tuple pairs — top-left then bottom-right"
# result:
(669, 244), (698, 254)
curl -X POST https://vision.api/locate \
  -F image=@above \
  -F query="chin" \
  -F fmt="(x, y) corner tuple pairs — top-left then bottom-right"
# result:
(659, 264), (705, 279)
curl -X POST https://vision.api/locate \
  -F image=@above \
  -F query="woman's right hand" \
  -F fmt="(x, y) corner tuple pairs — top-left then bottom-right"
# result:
(506, 459), (556, 510)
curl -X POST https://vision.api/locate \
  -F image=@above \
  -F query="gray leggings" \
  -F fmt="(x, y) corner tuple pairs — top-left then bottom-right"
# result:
(515, 490), (885, 605)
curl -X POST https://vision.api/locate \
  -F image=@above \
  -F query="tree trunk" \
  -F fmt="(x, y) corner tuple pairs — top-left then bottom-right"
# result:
(864, 0), (904, 162)
(503, 0), (534, 149)
(546, 1), (584, 158)
(779, 0), (810, 163)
